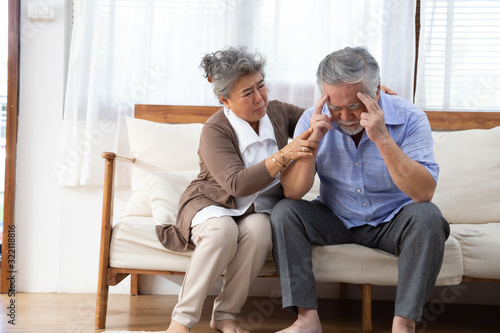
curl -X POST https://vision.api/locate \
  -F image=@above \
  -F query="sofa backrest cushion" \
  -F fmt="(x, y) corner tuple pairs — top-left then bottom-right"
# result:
(123, 116), (203, 217)
(432, 125), (500, 224)
(146, 170), (199, 225)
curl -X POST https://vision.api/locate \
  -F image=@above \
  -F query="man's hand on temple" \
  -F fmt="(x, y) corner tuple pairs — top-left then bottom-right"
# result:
(357, 92), (390, 145)
(309, 94), (333, 143)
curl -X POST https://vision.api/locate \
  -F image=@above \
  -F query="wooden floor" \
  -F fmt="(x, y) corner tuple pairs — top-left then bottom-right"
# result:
(1, 293), (499, 332)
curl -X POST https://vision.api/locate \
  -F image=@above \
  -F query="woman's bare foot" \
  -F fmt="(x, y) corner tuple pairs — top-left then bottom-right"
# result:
(392, 315), (415, 333)
(276, 308), (322, 333)
(210, 318), (249, 333)
(165, 320), (190, 333)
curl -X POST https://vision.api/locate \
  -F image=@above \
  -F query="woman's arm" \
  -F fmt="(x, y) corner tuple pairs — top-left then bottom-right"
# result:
(279, 96), (331, 199)
(199, 123), (269, 197)
(200, 118), (317, 198)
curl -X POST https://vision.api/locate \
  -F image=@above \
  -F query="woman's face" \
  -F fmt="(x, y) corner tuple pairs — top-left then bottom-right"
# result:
(220, 73), (268, 131)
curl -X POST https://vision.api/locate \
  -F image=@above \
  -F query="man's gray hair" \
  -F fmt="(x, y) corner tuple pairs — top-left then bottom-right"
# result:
(201, 46), (266, 101)
(316, 46), (380, 98)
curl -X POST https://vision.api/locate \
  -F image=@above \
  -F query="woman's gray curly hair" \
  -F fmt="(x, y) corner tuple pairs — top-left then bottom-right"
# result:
(316, 46), (380, 98)
(201, 46), (266, 102)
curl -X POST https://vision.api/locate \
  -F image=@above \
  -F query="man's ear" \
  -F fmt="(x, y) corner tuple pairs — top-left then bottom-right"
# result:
(376, 82), (381, 102)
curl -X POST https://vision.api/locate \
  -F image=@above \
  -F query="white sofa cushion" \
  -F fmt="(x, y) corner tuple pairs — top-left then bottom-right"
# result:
(110, 217), (192, 272)
(432, 126), (500, 224)
(145, 170), (198, 225)
(451, 223), (500, 280)
(109, 216), (278, 275)
(311, 236), (463, 286)
(122, 192), (153, 217)
(110, 217), (463, 285)
(123, 117), (203, 217)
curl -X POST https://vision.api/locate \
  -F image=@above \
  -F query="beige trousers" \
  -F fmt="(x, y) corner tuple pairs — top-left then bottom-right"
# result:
(171, 213), (272, 328)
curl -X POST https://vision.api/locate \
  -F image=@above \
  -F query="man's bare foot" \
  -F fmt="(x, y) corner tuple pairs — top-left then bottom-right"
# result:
(210, 319), (249, 333)
(392, 315), (415, 333)
(276, 308), (322, 333)
(165, 320), (190, 333)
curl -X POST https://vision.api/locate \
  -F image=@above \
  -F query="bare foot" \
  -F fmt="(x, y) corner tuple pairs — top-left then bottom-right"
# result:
(276, 308), (322, 333)
(165, 320), (190, 333)
(392, 315), (415, 333)
(210, 319), (250, 333)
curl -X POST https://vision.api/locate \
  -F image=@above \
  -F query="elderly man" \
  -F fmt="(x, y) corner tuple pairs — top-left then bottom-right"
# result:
(271, 46), (450, 333)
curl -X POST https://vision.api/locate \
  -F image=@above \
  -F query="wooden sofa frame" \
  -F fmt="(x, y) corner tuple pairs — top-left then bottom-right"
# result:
(95, 104), (500, 332)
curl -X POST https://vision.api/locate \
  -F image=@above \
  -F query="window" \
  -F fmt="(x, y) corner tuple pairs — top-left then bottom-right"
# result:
(415, 0), (500, 111)
(62, 0), (416, 185)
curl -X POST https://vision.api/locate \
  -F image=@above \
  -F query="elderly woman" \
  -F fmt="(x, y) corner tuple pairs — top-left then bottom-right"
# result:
(161, 47), (317, 333)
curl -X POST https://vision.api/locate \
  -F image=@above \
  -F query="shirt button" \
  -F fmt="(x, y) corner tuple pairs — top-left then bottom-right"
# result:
(362, 202), (367, 207)
(354, 163), (358, 167)
(356, 189), (361, 193)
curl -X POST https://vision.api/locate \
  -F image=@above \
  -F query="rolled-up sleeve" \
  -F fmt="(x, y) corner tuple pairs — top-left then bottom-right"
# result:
(399, 113), (439, 184)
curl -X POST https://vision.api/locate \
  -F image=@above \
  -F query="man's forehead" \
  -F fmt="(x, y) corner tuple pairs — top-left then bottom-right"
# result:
(328, 101), (361, 109)
(326, 92), (362, 108)
(324, 82), (362, 95)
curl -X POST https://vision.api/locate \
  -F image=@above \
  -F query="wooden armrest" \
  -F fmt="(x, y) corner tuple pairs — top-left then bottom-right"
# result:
(101, 152), (135, 163)
(98, 150), (132, 326)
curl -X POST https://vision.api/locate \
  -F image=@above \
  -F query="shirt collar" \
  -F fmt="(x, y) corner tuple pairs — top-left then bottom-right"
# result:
(224, 107), (276, 152)
(378, 91), (405, 125)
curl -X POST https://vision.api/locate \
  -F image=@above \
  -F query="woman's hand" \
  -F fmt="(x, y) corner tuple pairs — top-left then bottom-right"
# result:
(280, 128), (318, 163)
(381, 85), (397, 95)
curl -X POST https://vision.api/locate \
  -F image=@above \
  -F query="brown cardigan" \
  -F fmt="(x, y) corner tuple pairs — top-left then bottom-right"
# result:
(156, 100), (306, 252)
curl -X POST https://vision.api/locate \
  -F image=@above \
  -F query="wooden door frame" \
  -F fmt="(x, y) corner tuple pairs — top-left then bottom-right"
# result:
(1, 0), (20, 293)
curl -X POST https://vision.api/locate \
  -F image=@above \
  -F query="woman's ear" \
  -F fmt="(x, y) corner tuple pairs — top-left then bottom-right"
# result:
(219, 95), (230, 109)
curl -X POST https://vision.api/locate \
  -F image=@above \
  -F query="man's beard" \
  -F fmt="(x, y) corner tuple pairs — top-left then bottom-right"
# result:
(338, 121), (364, 136)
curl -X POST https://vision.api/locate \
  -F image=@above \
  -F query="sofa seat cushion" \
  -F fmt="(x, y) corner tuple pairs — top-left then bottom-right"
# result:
(110, 217), (463, 286)
(109, 216), (278, 276)
(109, 217), (192, 272)
(450, 223), (500, 280)
(311, 236), (463, 286)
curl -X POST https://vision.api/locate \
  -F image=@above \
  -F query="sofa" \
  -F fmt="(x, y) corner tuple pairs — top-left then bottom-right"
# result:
(95, 104), (500, 332)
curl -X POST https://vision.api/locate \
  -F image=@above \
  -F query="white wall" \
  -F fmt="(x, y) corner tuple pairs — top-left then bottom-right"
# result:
(14, 0), (500, 307)
(15, 0), (127, 294)
(16, 0), (82, 292)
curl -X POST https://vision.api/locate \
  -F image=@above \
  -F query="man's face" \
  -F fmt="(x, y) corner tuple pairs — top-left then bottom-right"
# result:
(323, 82), (378, 135)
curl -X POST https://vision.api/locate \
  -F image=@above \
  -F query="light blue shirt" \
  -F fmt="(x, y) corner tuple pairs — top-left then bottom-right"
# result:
(294, 92), (439, 228)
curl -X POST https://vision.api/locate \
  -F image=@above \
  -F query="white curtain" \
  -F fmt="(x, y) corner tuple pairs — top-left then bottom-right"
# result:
(415, 0), (500, 111)
(58, 0), (417, 186)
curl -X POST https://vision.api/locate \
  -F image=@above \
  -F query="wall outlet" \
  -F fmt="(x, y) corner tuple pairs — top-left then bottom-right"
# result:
(27, 3), (57, 21)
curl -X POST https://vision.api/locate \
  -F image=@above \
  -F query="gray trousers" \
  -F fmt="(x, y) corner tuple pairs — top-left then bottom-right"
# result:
(270, 199), (450, 321)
